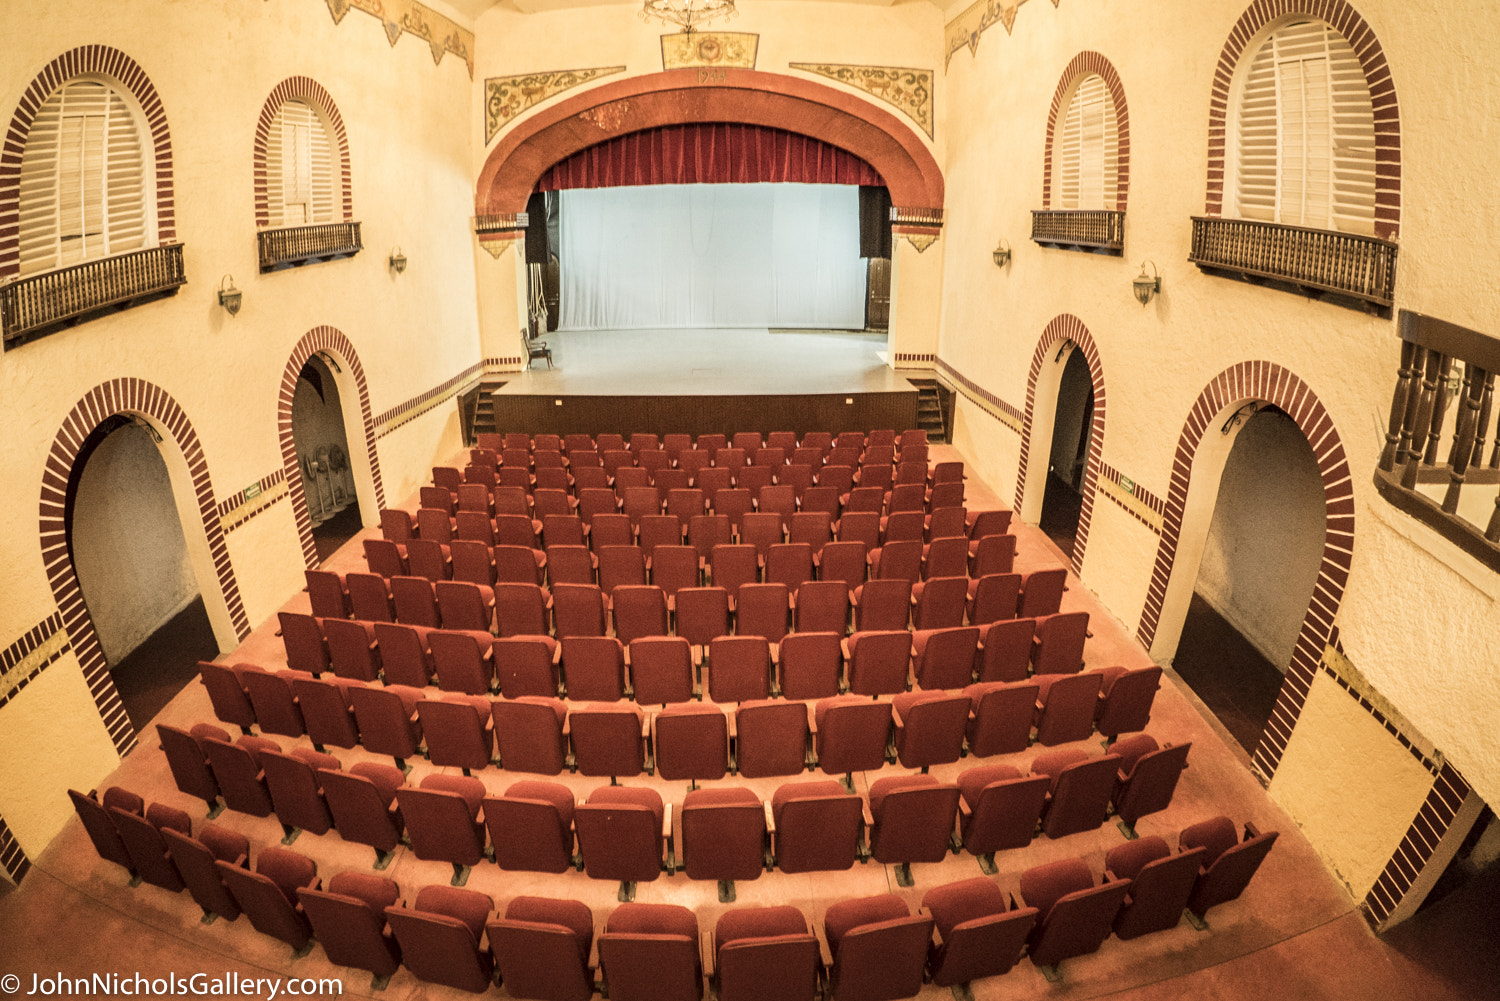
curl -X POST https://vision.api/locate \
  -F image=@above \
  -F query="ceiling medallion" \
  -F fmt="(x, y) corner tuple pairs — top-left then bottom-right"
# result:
(641, 0), (738, 35)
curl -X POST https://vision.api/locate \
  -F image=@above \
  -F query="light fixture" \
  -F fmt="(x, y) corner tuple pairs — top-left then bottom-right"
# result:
(389, 247), (407, 274)
(1132, 261), (1161, 307)
(992, 239), (1012, 268)
(1221, 402), (1262, 435)
(217, 275), (242, 317)
(640, 0), (737, 34)
(316, 350), (342, 374)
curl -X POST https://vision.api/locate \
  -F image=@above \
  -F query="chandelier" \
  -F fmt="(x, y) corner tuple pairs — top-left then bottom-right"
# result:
(640, 0), (738, 34)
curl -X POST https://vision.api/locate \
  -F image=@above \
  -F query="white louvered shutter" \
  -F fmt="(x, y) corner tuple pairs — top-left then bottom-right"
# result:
(1057, 75), (1114, 210)
(1234, 20), (1376, 234)
(268, 100), (335, 227)
(17, 79), (148, 277)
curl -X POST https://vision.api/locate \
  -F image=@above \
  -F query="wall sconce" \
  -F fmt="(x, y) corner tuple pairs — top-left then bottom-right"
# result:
(389, 247), (408, 274)
(992, 239), (1012, 268)
(1132, 261), (1161, 307)
(316, 350), (342, 374)
(217, 275), (242, 317)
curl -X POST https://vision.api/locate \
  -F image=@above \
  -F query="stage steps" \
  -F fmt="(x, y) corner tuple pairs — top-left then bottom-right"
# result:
(908, 379), (953, 443)
(462, 379), (508, 444)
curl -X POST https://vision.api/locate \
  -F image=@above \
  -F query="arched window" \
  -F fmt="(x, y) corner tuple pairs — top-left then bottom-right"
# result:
(1054, 74), (1118, 211)
(17, 78), (152, 277)
(265, 99), (336, 228)
(1230, 18), (1376, 235)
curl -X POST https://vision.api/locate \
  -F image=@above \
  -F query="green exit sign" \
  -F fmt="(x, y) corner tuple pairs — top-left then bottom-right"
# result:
(245, 483), (262, 500)
(1119, 476), (1135, 496)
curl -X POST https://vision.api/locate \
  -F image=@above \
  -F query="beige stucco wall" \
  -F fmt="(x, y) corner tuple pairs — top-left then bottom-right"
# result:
(0, 0), (481, 862)
(936, 0), (1500, 816)
(1271, 670), (1436, 899)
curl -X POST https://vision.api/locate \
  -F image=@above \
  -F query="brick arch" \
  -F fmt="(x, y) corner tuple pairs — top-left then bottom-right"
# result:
(39, 379), (251, 756)
(476, 69), (944, 216)
(1042, 52), (1131, 211)
(0, 45), (176, 281)
(1205, 1), (1400, 238)
(1136, 362), (1354, 778)
(1016, 314), (1106, 575)
(253, 77), (354, 228)
(279, 326), (384, 569)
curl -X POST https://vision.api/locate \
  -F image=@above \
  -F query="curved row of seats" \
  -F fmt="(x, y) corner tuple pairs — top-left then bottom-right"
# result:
(153, 723), (1190, 890)
(69, 781), (1278, 997)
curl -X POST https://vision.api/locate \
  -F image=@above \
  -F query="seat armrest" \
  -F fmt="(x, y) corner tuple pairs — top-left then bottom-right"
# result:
(700, 931), (717, 980)
(1244, 821), (1263, 840)
(861, 798), (875, 828)
(763, 799), (776, 834)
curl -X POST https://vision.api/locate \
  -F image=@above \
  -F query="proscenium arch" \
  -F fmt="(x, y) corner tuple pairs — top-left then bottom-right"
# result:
(1015, 315), (1107, 576)
(1136, 362), (1354, 780)
(476, 69), (944, 216)
(278, 326), (385, 569)
(38, 379), (251, 756)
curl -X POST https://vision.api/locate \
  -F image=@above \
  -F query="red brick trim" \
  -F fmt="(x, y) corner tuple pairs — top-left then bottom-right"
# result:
(1, 46), (176, 281)
(0, 814), (28, 883)
(1042, 52), (1131, 211)
(1364, 761), (1470, 925)
(1016, 315), (1107, 575)
(477, 69), (944, 216)
(0, 612), (69, 712)
(252, 77), (353, 228)
(1136, 362), (1354, 778)
(278, 327), (384, 569)
(1204, 2), (1400, 238)
(38, 380), (252, 756)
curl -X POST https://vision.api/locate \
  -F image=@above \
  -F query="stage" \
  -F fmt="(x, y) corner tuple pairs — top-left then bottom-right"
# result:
(488, 327), (926, 437)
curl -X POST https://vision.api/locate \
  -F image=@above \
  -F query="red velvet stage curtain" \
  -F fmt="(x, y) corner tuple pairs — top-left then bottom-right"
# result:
(536, 123), (885, 191)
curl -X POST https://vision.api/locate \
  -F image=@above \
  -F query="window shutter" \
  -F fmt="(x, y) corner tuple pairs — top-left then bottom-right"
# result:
(1057, 75), (1112, 211)
(268, 100), (335, 227)
(17, 79), (148, 277)
(1235, 20), (1375, 235)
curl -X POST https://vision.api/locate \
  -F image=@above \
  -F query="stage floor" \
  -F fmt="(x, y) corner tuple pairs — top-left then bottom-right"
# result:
(497, 327), (916, 396)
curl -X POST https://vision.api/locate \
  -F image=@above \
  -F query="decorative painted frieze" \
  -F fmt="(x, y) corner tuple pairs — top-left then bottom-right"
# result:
(486, 67), (628, 144)
(662, 32), (759, 70)
(325, 0), (475, 77)
(789, 63), (933, 138)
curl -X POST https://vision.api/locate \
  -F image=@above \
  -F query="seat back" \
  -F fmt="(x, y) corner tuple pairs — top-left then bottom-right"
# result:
(1038, 753), (1121, 838)
(871, 539), (923, 582)
(736, 583), (790, 643)
(1185, 820), (1279, 918)
(163, 825), (245, 921)
(292, 675), (360, 750)
(68, 788), (136, 874)
(1033, 672), (1104, 745)
(277, 611), (329, 675)
(261, 749), (335, 836)
(960, 772), (1050, 853)
(319, 766), (404, 854)
(912, 576), (968, 632)
(372, 622), (433, 686)
(575, 790), (663, 883)
(384, 887), (495, 992)
(416, 697), (494, 771)
(681, 788), (765, 881)
(817, 541), (867, 593)
(560, 635), (625, 700)
(651, 545), (700, 598)
(1027, 878), (1131, 968)
(765, 543), (815, 590)
(242, 667), (305, 738)
(391, 574), (443, 626)
(217, 853), (314, 949)
(492, 697), (569, 775)
(735, 700), (810, 778)
(597, 931), (701, 1001)
(202, 736), (277, 816)
(965, 681), (1040, 757)
(612, 585), (669, 645)
(157, 723), (221, 804)
(1115, 742), (1192, 826)
(853, 578), (911, 632)
(323, 618), (381, 683)
(707, 635), (771, 703)
(922, 538), (970, 582)
(1095, 665), (1163, 737)
(910, 625), (979, 690)
(868, 781), (961, 864)
(969, 533), (1017, 578)
(815, 697), (892, 775)
(976, 618), (1036, 683)
(926, 897), (1037, 987)
(709, 544), (759, 599)
(487, 912), (595, 1001)
(828, 914), (933, 1001)
(894, 694), (970, 770)
(771, 781), (863, 873)
(628, 635), (694, 705)
(653, 704), (729, 781)
(845, 629), (912, 696)
(1018, 567), (1067, 618)
(569, 704), (646, 778)
(297, 877), (401, 977)
(544, 544), (593, 586)
(1109, 840), (1207, 939)
(968, 572), (1022, 626)
(552, 583), (607, 638)
(674, 587), (729, 647)
(395, 780), (486, 866)
(1031, 611), (1090, 675)
(429, 629), (494, 695)
(483, 782), (576, 873)
(493, 634), (560, 698)
(717, 933), (820, 1001)
(197, 662), (256, 730)
(109, 804), (185, 891)
(777, 632), (843, 700)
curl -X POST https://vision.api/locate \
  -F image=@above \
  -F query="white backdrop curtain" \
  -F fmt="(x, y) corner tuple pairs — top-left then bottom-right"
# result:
(558, 183), (867, 330)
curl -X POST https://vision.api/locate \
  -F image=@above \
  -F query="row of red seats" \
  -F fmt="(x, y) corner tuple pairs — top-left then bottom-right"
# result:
(70, 779), (1277, 998)
(194, 657), (1163, 780)
(479, 427), (929, 457)
(154, 712), (1189, 891)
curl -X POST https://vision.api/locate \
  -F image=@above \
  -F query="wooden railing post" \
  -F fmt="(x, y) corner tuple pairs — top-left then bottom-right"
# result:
(1443, 363), (1486, 514)
(1403, 350), (1446, 490)
(1381, 340), (1421, 472)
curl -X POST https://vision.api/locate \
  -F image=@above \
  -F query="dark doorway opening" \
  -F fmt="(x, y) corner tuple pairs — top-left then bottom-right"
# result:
(1039, 346), (1093, 560)
(293, 355), (361, 563)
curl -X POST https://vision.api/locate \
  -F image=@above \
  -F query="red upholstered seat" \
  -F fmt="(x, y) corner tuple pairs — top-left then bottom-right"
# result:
(822, 894), (932, 1001)
(922, 876), (1037, 988)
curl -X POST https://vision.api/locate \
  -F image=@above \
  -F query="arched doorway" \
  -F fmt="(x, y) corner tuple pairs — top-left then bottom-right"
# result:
(1169, 406), (1326, 754)
(1038, 345), (1095, 560)
(292, 354), (361, 561)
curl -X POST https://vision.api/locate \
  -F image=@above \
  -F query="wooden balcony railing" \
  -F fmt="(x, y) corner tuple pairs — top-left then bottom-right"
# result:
(1030, 210), (1125, 253)
(1189, 216), (1398, 312)
(258, 222), (362, 272)
(1, 244), (187, 349)
(1375, 310), (1500, 572)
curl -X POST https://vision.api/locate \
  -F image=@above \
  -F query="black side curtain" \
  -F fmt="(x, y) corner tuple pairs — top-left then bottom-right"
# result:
(859, 185), (891, 259)
(525, 192), (550, 264)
